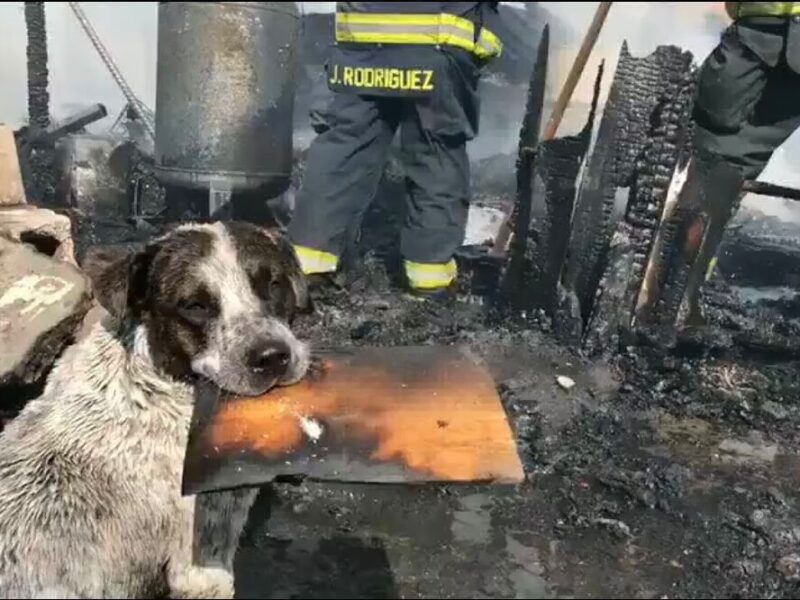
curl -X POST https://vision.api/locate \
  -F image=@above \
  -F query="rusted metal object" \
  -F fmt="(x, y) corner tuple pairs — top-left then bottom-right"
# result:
(183, 346), (524, 495)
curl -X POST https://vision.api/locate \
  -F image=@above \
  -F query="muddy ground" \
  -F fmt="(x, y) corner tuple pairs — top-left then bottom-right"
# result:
(219, 255), (800, 599)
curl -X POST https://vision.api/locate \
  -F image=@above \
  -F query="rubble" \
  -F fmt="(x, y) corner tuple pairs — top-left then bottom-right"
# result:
(0, 236), (90, 390)
(775, 554), (800, 582)
(0, 125), (26, 206)
(0, 205), (75, 264)
(556, 375), (576, 390)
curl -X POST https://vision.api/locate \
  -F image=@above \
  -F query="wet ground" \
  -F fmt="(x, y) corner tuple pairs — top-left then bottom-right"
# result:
(230, 260), (800, 599)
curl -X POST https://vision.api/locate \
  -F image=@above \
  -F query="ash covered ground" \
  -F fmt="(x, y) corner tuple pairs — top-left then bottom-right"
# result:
(45, 143), (800, 600)
(227, 247), (800, 599)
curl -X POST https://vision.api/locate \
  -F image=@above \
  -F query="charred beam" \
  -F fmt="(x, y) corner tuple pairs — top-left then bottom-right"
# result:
(742, 180), (800, 202)
(580, 44), (696, 354)
(29, 104), (108, 145)
(499, 25), (549, 304)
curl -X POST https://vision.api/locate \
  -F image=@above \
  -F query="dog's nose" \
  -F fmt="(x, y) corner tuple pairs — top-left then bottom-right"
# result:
(248, 341), (291, 378)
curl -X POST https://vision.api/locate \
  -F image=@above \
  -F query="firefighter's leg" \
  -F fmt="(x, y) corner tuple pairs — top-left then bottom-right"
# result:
(398, 105), (470, 293)
(682, 32), (800, 325)
(640, 24), (800, 331)
(288, 92), (400, 276)
(397, 50), (479, 294)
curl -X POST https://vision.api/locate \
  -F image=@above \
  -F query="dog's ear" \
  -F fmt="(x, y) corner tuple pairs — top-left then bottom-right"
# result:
(82, 244), (154, 320)
(288, 269), (312, 315)
(266, 230), (312, 315)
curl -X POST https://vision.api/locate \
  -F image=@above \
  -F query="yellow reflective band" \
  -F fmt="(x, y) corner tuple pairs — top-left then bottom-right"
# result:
(735, 2), (800, 17)
(476, 27), (503, 59)
(705, 256), (718, 281)
(293, 245), (339, 275)
(404, 259), (457, 290)
(335, 12), (502, 59)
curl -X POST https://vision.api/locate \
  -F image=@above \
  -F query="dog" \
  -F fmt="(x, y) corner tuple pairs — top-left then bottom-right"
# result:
(0, 221), (312, 598)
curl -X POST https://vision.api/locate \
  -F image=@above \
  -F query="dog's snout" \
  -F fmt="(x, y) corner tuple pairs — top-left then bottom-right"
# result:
(248, 341), (291, 378)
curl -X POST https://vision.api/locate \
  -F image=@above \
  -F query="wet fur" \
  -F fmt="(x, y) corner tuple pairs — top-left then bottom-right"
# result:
(0, 222), (311, 598)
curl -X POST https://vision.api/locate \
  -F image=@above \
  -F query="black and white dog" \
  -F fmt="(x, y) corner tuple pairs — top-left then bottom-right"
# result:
(0, 222), (311, 598)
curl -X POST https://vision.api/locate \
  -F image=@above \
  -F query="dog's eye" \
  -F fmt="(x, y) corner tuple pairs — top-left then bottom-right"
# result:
(178, 300), (212, 323)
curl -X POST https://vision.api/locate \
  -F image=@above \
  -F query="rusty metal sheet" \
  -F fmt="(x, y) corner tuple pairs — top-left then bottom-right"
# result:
(182, 345), (525, 495)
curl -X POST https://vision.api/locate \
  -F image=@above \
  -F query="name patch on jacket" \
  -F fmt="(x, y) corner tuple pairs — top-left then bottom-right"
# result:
(325, 44), (442, 97)
(329, 64), (435, 93)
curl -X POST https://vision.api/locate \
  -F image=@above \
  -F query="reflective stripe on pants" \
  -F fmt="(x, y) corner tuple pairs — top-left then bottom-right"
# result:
(735, 2), (800, 17)
(404, 259), (457, 290)
(294, 245), (339, 275)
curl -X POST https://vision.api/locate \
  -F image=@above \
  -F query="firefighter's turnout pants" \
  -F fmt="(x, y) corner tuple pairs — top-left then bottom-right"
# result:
(288, 2), (502, 291)
(694, 2), (800, 178)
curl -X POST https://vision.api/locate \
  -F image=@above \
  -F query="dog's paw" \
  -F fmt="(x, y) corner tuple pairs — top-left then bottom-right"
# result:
(169, 566), (234, 599)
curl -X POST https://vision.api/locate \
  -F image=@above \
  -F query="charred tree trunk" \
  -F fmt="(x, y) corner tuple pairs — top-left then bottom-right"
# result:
(24, 1), (54, 204)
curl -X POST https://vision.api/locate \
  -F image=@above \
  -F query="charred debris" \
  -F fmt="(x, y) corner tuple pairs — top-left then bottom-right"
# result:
(10, 5), (800, 373)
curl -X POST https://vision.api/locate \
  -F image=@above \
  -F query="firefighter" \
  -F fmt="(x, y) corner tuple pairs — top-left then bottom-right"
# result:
(642, 1), (800, 328)
(288, 2), (503, 298)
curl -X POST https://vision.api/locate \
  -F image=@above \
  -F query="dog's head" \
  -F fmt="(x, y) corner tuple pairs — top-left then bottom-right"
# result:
(87, 222), (312, 396)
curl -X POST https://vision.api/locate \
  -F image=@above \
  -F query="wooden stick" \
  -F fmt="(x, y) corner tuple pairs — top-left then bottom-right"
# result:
(743, 180), (800, 202)
(492, 2), (613, 257)
(541, 1), (612, 142)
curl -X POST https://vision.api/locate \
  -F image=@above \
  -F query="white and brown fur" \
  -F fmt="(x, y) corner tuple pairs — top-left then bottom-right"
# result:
(0, 221), (312, 598)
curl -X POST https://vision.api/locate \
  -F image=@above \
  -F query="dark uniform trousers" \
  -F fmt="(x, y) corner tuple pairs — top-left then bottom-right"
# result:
(693, 12), (800, 178)
(641, 4), (800, 327)
(288, 2), (500, 291)
(290, 67), (473, 283)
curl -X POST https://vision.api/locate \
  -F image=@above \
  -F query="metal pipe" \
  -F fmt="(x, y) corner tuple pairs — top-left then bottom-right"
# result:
(32, 103), (108, 143)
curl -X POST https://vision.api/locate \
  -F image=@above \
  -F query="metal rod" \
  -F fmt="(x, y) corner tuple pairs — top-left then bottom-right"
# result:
(67, 1), (155, 140)
(541, 1), (612, 142)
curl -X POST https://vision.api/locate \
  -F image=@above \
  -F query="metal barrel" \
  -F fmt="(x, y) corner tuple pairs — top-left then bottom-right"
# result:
(154, 2), (299, 197)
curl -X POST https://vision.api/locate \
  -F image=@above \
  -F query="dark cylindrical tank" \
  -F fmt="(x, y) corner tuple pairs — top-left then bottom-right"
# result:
(154, 2), (299, 197)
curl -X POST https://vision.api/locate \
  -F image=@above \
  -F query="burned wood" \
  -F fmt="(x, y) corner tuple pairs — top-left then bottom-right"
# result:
(743, 181), (800, 202)
(182, 346), (524, 494)
(617, 47), (695, 334)
(502, 58), (604, 318)
(535, 63), (604, 317)
(579, 45), (695, 353)
(499, 25), (548, 301)
(28, 104), (108, 145)
(23, 1), (55, 205)
(25, 2), (49, 135)
(717, 213), (800, 287)
(560, 45), (631, 330)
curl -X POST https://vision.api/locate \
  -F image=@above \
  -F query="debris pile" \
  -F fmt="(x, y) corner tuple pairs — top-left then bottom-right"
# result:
(0, 144), (90, 424)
